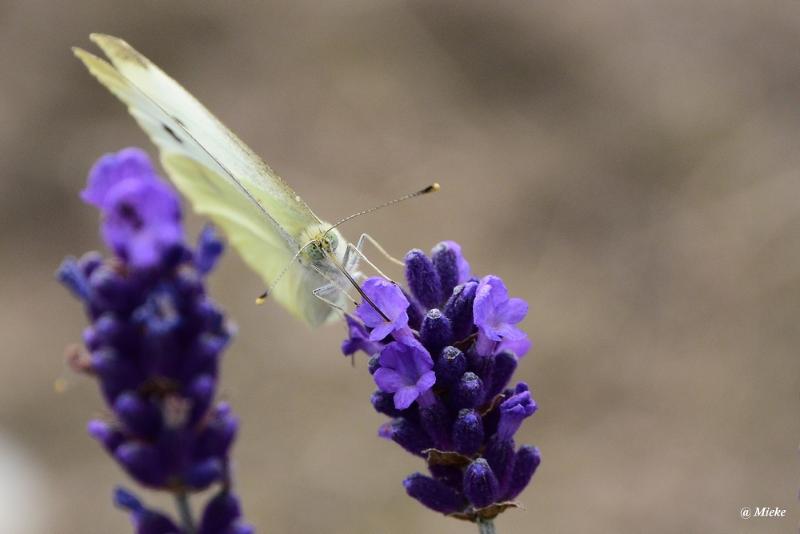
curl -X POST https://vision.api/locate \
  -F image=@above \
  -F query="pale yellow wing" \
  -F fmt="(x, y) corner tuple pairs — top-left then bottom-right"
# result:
(82, 33), (321, 236)
(73, 34), (337, 325)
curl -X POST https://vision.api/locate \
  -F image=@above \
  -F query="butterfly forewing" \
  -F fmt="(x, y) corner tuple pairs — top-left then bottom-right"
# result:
(74, 34), (346, 326)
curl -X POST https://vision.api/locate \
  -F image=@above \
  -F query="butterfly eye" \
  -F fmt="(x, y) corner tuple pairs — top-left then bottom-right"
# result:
(326, 233), (338, 252)
(306, 242), (326, 262)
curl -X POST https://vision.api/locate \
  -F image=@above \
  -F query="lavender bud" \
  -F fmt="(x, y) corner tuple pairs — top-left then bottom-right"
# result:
(89, 264), (130, 312)
(183, 334), (225, 378)
(486, 350), (518, 399)
(435, 346), (466, 385)
(403, 473), (466, 514)
(112, 487), (141, 512)
(428, 463), (464, 491)
(57, 257), (92, 302)
(115, 442), (164, 487)
(484, 436), (515, 490)
(195, 405), (238, 459)
(175, 268), (204, 300)
(453, 372), (485, 409)
(187, 374), (215, 425)
(384, 418), (433, 457)
(199, 491), (252, 534)
(420, 401), (452, 450)
(463, 459), (499, 508)
(183, 458), (223, 490)
(467, 349), (494, 384)
(78, 251), (104, 278)
(371, 390), (401, 417)
(452, 409), (484, 455)
(443, 281), (477, 340)
(194, 225), (224, 275)
(88, 419), (124, 452)
(402, 288), (425, 331)
(419, 309), (452, 356)
(113, 487), (181, 534)
(91, 349), (140, 402)
(431, 242), (460, 300)
(92, 313), (123, 347)
(194, 298), (225, 332)
(114, 392), (161, 439)
(405, 249), (443, 309)
(504, 446), (541, 501)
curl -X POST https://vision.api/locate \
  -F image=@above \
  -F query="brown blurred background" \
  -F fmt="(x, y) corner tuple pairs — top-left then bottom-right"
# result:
(1, 1), (799, 532)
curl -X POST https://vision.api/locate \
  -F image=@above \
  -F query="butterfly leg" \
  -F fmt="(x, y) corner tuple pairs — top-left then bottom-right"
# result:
(345, 233), (404, 283)
(312, 283), (352, 318)
(354, 233), (405, 267)
(345, 242), (393, 282)
(310, 264), (360, 308)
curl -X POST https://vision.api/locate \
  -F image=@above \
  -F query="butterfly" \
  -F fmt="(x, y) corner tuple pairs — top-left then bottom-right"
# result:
(74, 34), (436, 326)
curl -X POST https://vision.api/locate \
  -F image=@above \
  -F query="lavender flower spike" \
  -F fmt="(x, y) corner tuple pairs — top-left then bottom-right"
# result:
(341, 243), (539, 526)
(60, 148), (252, 533)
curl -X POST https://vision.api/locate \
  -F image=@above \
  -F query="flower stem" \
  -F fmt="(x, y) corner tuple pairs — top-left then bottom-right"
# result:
(477, 518), (496, 534)
(175, 491), (196, 534)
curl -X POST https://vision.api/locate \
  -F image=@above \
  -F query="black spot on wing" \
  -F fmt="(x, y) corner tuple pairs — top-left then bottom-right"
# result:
(162, 123), (183, 144)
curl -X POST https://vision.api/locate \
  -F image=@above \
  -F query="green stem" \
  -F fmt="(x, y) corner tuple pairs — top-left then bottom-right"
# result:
(175, 491), (196, 534)
(477, 518), (496, 534)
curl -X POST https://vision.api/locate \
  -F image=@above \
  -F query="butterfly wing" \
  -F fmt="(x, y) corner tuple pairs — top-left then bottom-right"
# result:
(73, 34), (339, 325)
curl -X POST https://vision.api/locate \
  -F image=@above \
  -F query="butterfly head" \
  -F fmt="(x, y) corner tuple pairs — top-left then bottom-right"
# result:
(300, 223), (346, 265)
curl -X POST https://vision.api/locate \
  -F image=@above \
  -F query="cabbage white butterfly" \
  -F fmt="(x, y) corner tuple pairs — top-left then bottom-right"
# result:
(74, 34), (437, 326)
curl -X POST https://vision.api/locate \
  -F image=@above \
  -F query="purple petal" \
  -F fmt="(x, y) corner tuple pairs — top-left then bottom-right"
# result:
(81, 148), (157, 208)
(394, 386), (421, 410)
(374, 367), (410, 393)
(493, 323), (527, 342)
(474, 275), (529, 342)
(498, 297), (528, 324)
(369, 321), (396, 341)
(409, 342), (434, 374)
(356, 278), (411, 339)
(415, 370), (437, 392)
(499, 336), (532, 358)
(341, 314), (382, 356)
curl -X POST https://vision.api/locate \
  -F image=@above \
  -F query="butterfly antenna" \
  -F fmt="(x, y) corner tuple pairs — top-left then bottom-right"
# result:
(322, 183), (440, 239)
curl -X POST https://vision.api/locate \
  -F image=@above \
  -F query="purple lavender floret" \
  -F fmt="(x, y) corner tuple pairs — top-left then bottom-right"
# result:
(373, 341), (436, 410)
(342, 242), (540, 523)
(59, 148), (252, 532)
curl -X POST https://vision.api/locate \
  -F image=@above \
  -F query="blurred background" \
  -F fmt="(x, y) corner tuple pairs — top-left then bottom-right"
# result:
(1, 1), (799, 532)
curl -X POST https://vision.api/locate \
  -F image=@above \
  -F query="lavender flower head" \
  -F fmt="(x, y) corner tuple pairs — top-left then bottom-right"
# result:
(342, 242), (540, 524)
(59, 148), (252, 533)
